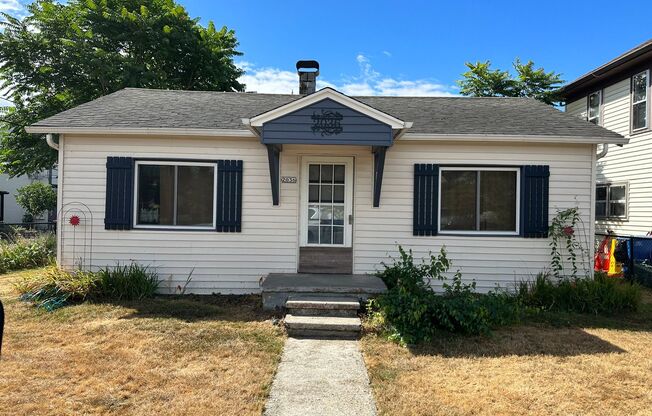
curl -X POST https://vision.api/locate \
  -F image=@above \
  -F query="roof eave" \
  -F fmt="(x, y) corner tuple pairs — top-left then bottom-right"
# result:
(25, 126), (258, 138)
(400, 133), (628, 145)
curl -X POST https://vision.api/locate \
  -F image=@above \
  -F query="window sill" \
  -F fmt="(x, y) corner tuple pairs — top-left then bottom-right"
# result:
(629, 127), (650, 137)
(597, 217), (628, 222)
(132, 226), (217, 232)
(437, 232), (521, 237)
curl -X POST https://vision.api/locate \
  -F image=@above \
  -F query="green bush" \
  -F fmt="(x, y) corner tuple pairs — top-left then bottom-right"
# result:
(15, 262), (160, 310)
(15, 182), (57, 222)
(0, 233), (56, 273)
(95, 263), (160, 301)
(369, 246), (520, 344)
(516, 272), (641, 314)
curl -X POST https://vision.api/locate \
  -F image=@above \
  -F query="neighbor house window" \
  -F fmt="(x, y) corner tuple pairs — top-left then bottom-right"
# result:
(632, 70), (648, 131)
(596, 183), (627, 219)
(587, 91), (601, 125)
(134, 161), (216, 229)
(439, 167), (519, 234)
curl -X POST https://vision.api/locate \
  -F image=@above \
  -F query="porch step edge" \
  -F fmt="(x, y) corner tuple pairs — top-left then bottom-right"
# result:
(286, 297), (360, 310)
(284, 314), (362, 332)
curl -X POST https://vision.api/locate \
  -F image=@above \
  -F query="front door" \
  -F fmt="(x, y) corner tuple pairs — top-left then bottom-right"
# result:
(299, 157), (354, 273)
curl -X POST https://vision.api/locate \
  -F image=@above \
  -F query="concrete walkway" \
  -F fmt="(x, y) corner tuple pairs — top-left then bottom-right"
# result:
(263, 338), (377, 416)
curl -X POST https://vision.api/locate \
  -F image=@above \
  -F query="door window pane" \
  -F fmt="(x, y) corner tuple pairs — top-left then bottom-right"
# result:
(308, 185), (319, 202)
(137, 165), (175, 225)
(441, 171), (477, 231)
(480, 171), (517, 231)
(309, 165), (320, 183)
(306, 163), (346, 245)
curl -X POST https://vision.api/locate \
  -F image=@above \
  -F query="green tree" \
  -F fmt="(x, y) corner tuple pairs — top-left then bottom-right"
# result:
(458, 59), (564, 105)
(15, 182), (57, 222)
(0, 0), (244, 176)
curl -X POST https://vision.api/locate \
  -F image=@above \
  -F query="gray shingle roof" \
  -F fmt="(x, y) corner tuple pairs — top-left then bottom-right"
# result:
(31, 87), (622, 139)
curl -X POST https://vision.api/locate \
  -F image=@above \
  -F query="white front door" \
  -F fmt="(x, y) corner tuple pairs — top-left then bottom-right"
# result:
(299, 157), (354, 247)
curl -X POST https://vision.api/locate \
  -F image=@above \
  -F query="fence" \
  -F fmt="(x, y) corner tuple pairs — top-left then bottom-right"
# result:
(595, 233), (652, 287)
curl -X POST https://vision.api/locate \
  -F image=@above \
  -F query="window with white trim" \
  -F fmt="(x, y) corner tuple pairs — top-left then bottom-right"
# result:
(587, 91), (601, 125)
(439, 167), (520, 234)
(632, 70), (648, 131)
(134, 161), (216, 229)
(596, 183), (627, 219)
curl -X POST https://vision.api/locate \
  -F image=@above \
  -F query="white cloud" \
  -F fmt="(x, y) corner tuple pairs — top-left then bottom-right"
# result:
(382, 50), (392, 57)
(0, 0), (26, 18)
(237, 55), (456, 97)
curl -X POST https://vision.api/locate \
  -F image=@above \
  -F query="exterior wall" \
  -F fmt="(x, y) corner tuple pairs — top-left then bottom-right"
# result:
(58, 134), (595, 293)
(567, 78), (652, 235)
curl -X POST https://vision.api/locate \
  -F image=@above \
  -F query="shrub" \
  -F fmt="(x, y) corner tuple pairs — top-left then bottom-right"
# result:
(0, 233), (56, 274)
(369, 246), (520, 344)
(15, 263), (160, 310)
(15, 182), (57, 222)
(95, 263), (159, 301)
(516, 272), (641, 314)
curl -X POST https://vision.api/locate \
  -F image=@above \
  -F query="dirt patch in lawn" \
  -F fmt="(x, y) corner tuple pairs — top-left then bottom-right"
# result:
(0, 269), (285, 415)
(362, 288), (652, 416)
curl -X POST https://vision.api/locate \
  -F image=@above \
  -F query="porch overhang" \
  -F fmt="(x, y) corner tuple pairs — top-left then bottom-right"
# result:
(243, 88), (411, 207)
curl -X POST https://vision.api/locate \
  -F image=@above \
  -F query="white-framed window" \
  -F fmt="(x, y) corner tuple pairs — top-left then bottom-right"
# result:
(596, 183), (627, 219)
(133, 160), (217, 229)
(587, 90), (601, 125)
(632, 70), (648, 131)
(438, 167), (520, 235)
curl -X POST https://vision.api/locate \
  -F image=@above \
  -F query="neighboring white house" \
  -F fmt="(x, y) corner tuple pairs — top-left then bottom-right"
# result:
(563, 39), (652, 236)
(0, 170), (57, 224)
(25, 62), (626, 294)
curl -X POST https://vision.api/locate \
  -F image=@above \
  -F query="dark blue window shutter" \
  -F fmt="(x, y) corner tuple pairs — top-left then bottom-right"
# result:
(413, 164), (439, 236)
(105, 157), (134, 230)
(216, 160), (243, 232)
(521, 165), (550, 238)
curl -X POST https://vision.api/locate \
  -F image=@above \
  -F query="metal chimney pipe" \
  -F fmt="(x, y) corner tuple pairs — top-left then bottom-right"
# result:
(296, 60), (319, 95)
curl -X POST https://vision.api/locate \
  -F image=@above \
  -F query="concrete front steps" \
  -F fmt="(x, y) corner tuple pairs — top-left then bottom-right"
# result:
(284, 296), (362, 338)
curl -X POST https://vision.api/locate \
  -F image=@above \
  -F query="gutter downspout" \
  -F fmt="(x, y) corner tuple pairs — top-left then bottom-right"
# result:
(46, 133), (59, 151)
(596, 143), (609, 160)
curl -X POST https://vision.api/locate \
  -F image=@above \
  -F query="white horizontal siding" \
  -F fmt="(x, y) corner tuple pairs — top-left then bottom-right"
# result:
(596, 79), (652, 235)
(59, 135), (298, 294)
(567, 76), (652, 236)
(59, 136), (595, 293)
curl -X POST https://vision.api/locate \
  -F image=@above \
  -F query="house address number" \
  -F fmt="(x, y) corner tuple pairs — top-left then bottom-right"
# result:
(281, 176), (297, 183)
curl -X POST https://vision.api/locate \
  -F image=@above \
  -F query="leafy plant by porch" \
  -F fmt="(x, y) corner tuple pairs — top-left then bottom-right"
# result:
(368, 246), (520, 344)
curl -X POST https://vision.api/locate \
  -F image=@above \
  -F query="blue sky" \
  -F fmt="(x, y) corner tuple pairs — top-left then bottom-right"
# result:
(2, 0), (651, 97)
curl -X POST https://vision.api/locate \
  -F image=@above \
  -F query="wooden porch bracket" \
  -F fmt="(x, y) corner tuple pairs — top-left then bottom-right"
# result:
(266, 144), (282, 206)
(372, 146), (388, 208)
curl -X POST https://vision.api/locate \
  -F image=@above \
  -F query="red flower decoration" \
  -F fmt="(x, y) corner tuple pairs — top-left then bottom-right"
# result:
(563, 226), (574, 236)
(69, 215), (80, 226)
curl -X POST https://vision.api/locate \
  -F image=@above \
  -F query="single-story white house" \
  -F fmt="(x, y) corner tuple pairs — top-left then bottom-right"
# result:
(26, 61), (626, 294)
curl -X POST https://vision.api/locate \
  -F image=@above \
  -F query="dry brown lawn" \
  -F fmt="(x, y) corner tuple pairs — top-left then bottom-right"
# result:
(362, 289), (652, 416)
(0, 268), (285, 415)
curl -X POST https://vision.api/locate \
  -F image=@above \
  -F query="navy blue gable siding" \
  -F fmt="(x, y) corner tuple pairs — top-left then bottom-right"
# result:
(262, 98), (393, 146)
(521, 165), (550, 238)
(105, 157), (134, 230)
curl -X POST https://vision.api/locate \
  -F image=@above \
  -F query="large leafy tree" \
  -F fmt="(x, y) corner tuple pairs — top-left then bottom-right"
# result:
(458, 59), (564, 106)
(0, 0), (244, 176)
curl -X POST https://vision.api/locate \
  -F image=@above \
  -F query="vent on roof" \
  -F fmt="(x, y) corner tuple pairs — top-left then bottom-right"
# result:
(296, 60), (319, 95)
